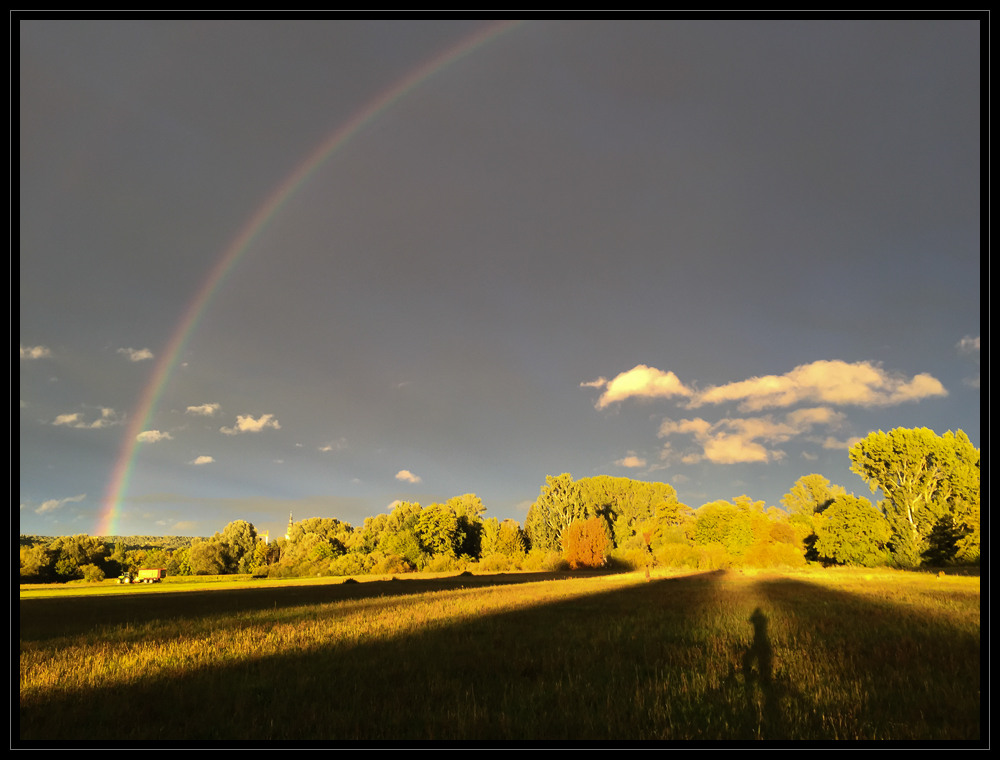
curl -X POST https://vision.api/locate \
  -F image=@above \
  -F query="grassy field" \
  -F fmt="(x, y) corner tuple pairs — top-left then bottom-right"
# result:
(19, 567), (981, 743)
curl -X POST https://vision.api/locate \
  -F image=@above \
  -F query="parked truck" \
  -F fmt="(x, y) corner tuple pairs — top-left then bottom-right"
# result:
(117, 568), (166, 584)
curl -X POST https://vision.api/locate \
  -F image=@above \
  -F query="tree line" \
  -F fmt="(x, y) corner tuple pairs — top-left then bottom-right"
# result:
(19, 427), (979, 583)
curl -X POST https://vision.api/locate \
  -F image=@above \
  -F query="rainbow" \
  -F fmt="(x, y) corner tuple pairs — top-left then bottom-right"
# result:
(96, 21), (521, 536)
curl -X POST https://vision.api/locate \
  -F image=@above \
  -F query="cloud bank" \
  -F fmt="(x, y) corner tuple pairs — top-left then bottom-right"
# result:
(586, 360), (946, 412)
(587, 359), (948, 467)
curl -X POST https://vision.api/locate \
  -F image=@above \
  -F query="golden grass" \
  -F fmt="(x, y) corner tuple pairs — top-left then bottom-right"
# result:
(19, 567), (980, 742)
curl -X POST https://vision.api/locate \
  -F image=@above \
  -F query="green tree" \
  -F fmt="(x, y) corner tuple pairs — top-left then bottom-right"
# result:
(781, 474), (846, 516)
(814, 494), (893, 567)
(482, 517), (527, 559)
(48, 535), (108, 580)
(446, 494), (486, 558)
(188, 538), (230, 575)
(219, 520), (258, 573)
(416, 503), (461, 557)
(524, 474), (584, 552)
(849, 428), (980, 566)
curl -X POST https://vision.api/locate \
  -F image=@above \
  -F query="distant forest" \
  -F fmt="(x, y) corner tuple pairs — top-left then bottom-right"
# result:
(20, 428), (979, 583)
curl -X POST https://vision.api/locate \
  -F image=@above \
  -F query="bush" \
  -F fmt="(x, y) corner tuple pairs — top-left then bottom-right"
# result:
(478, 553), (515, 572)
(372, 553), (415, 575)
(328, 553), (365, 577)
(80, 564), (106, 582)
(655, 543), (701, 569)
(696, 542), (733, 571)
(741, 541), (807, 569)
(522, 549), (567, 572)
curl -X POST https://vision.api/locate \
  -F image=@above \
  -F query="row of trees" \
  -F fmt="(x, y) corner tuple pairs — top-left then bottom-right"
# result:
(19, 427), (979, 582)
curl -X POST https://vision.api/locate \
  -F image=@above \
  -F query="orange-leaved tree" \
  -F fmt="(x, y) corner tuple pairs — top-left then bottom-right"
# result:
(562, 517), (611, 569)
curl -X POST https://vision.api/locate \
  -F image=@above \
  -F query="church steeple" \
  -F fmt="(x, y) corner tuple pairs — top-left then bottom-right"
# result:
(285, 511), (293, 540)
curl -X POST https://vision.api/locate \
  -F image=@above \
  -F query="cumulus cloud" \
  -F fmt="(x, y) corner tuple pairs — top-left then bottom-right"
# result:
(395, 469), (422, 484)
(136, 430), (172, 443)
(186, 403), (221, 416)
(34, 493), (86, 515)
(320, 437), (348, 453)
(586, 364), (693, 409)
(220, 414), (281, 435)
(689, 360), (947, 411)
(20, 345), (52, 360)
(118, 347), (154, 362)
(53, 408), (121, 429)
(616, 454), (647, 468)
(658, 406), (845, 465)
(190, 455), (215, 465)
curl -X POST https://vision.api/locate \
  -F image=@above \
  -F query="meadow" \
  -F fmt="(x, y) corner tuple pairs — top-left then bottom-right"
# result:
(19, 567), (981, 743)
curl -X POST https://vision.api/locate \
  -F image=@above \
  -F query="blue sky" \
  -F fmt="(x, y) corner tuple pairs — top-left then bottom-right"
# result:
(19, 19), (981, 539)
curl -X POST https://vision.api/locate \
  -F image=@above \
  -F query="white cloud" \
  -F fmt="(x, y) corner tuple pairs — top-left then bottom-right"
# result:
(190, 455), (215, 465)
(220, 414), (281, 435)
(34, 493), (86, 515)
(20, 345), (52, 360)
(136, 430), (172, 443)
(689, 360), (947, 411)
(616, 454), (647, 468)
(658, 407), (846, 465)
(587, 364), (693, 409)
(52, 408), (121, 429)
(320, 437), (348, 453)
(395, 469), (422, 484)
(957, 335), (980, 354)
(186, 403), (221, 417)
(118, 347), (154, 362)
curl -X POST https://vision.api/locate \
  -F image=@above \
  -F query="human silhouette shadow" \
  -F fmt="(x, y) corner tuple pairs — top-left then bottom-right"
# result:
(742, 607), (773, 690)
(712, 606), (820, 740)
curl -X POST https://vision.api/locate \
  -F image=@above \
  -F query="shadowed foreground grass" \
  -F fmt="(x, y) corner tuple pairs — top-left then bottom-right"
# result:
(19, 568), (980, 743)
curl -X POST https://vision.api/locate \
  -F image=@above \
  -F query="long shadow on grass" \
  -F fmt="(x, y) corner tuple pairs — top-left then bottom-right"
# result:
(750, 576), (981, 741)
(20, 570), (732, 743)
(21, 570), (979, 743)
(19, 571), (607, 642)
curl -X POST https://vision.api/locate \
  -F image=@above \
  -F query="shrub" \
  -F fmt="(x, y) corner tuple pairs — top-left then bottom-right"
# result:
(80, 564), (106, 583)
(655, 543), (701, 569)
(478, 553), (515, 572)
(741, 540), (807, 569)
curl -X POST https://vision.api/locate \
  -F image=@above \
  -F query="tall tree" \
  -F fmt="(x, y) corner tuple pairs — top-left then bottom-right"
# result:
(524, 473), (584, 552)
(849, 427), (980, 566)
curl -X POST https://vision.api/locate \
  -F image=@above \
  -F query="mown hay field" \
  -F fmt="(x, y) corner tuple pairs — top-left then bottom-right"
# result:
(19, 567), (980, 743)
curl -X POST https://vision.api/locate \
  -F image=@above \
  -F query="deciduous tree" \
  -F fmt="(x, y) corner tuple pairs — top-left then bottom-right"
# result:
(849, 428), (980, 566)
(814, 494), (893, 566)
